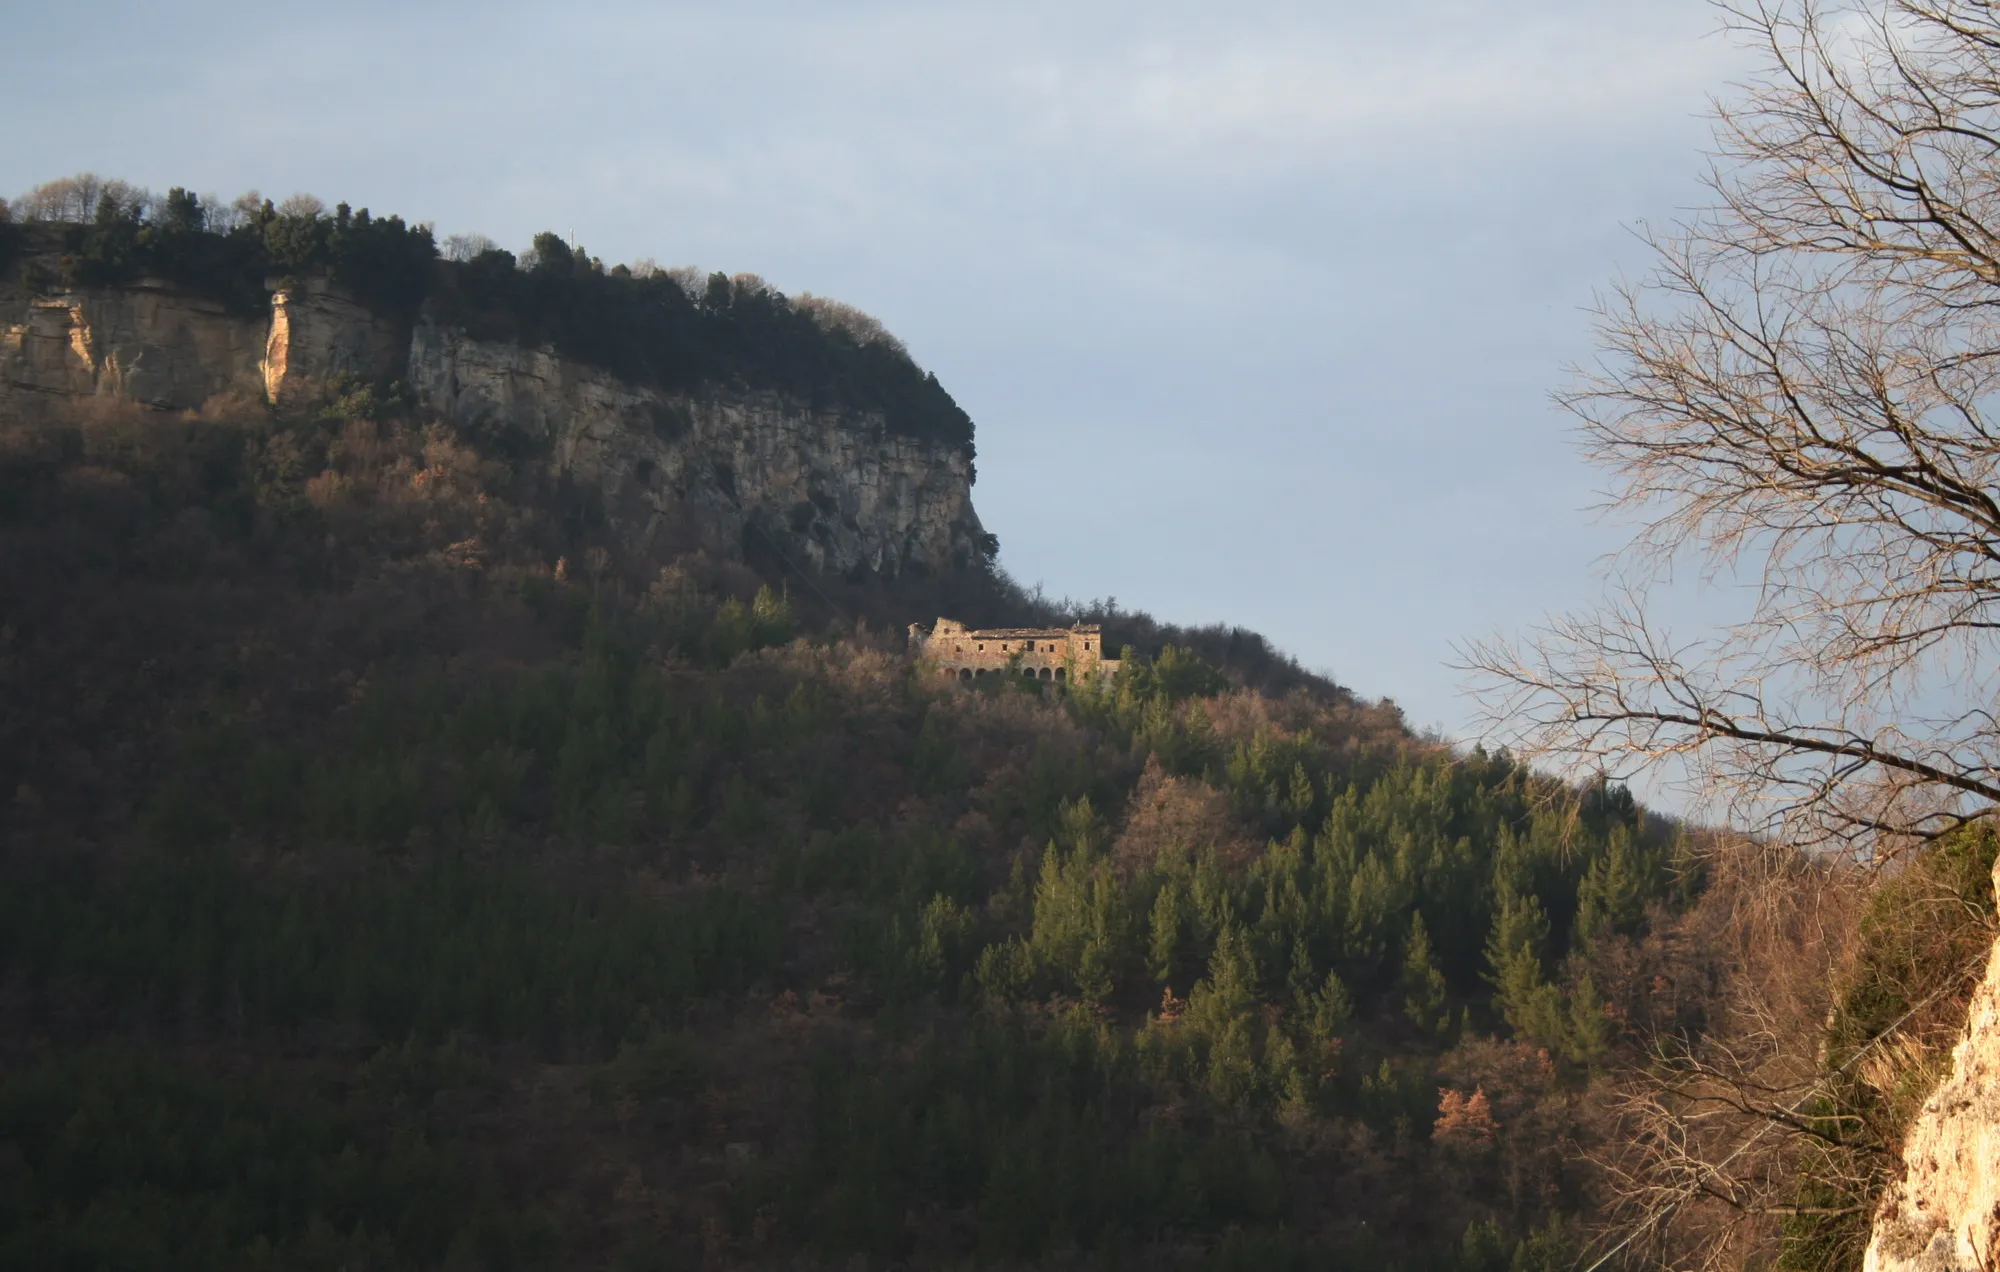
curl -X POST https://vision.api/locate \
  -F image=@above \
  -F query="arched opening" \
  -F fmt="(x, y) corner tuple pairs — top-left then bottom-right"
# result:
(959, 668), (972, 681)
(1055, 668), (1067, 681)
(1039, 667), (1053, 680)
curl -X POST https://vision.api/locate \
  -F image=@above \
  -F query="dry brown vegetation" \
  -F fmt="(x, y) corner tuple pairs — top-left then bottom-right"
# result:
(1581, 829), (1996, 1271)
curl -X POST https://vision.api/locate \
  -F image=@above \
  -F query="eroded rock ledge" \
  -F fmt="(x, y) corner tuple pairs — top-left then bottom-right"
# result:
(0, 275), (986, 577)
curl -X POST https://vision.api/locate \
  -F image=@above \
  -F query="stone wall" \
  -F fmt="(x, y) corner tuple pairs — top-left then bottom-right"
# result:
(910, 617), (1120, 686)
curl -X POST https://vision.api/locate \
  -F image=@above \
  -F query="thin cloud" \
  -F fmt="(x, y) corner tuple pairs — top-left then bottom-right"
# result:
(1006, 20), (1743, 175)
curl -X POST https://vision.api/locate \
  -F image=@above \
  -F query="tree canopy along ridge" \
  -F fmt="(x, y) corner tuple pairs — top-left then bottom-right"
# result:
(2, 181), (975, 453)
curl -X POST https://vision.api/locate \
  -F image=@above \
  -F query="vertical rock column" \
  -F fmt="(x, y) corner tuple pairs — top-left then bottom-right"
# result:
(261, 280), (407, 405)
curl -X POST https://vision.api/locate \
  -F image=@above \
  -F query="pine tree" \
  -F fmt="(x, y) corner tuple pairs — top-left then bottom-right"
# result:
(1187, 925), (1260, 1107)
(1282, 761), (1316, 827)
(1574, 826), (1654, 950)
(1305, 968), (1353, 1048)
(1485, 885), (1564, 1048)
(1565, 973), (1615, 1073)
(1342, 852), (1398, 978)
(1148, 880), (1191, 987)
(1401, 912), (1450, 1034)
(1284, 934), (1319, 1006)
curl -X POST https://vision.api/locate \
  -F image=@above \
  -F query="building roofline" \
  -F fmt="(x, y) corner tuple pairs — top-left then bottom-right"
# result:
(928, 625), (1101, 639)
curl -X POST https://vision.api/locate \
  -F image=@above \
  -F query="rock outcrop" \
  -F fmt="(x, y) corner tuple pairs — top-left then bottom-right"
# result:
(1865, 859), (2000, 1272)
(408, 323), (984, 575)
(0, 270), (985, 576)
(263, 280), (407, 403)
(0, 279), (266, 408)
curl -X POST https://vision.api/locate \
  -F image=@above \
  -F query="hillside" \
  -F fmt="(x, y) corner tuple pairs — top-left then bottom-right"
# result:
(0, 379), (1722, 1272)
(0, 181), (1722, 1271)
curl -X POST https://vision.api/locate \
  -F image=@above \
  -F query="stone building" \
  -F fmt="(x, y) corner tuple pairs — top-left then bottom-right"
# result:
(909, 617), (1121, 686)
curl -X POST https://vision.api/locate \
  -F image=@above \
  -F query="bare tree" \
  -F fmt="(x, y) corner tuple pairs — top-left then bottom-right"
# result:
(16, 173), (105, 223)
(794, 293), (911, 359)
(96, 179), (152, 222)
(277, 193), (325, 220)
(1460, 5), (2000, 1265)
(442, 232), (498, 262)
(227, 190), (267, 229)
(1464, 0), (2000, 854)
(1587, 839), (1874, 1270)
(661, 265), (706, 301)
(13, 173), (153, 224)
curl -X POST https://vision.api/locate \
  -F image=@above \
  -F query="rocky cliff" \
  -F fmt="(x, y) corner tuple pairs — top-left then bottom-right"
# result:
(0, 278), (266, 409)
(1865, 861), (2000, 1272)
(0, 269), (986, 577)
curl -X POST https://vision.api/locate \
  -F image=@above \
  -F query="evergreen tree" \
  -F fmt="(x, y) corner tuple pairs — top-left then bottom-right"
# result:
(1186, 925), (1261, 1106)
(1486, 885), (1565, 1048)
(1574, 826), (1653, 950)
(1304, 968), (1354, 1048)
(1148, 879), (1193, 988)
(1401, 911), (1450, 1034)
(1566, 973), (1615, 1073)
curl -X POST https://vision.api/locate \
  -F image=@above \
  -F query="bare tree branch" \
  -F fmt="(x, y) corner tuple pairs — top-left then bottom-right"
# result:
(1462, 0), (2000, 853)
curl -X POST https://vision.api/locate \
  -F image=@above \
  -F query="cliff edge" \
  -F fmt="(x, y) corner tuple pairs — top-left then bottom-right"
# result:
(1866, 858), (2000, 1272)
(0, 239), (987, 578)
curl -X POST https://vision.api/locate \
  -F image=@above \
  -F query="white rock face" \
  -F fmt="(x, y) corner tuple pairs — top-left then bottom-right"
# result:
(407, 322), (985, 575)
(1865, 859), (2000, 1272)
(0, 269), (984, 577)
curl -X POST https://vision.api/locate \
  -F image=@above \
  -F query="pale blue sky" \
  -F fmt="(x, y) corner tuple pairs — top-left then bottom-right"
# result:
(0, 1), (1747, 736)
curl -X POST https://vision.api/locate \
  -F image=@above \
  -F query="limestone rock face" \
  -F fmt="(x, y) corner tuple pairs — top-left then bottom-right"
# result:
(1865, 860), (2000, 1272)
(407, 321), (985, 576)
(0, 279), (266, 411)
(263, 281), (407, 403)
(0, 267), (984, 578)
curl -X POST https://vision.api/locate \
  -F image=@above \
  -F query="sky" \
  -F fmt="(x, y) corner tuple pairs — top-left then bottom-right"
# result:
(0, 0), (1752, 739)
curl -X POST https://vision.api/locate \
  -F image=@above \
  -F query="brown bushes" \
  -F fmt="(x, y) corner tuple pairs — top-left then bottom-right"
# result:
(1589, 831), (1999, 1272)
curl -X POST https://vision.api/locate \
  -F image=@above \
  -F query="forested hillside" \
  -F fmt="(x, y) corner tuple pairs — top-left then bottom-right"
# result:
(20, 1), (2000, 1265)
(0, 375), (1735, 1271)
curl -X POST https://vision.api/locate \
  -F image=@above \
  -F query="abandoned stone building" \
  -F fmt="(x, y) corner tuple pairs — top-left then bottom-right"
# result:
(909, 618), (1121, 686)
